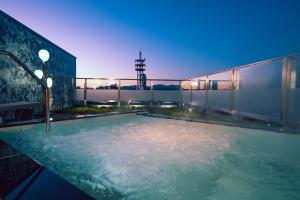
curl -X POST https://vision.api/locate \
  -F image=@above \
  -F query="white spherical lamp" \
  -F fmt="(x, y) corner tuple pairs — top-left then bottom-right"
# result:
(38, 49), (50, 62)
(47, 78), (53, 88)
(34, 69), (44, 79)
(109, 80), (116, 85)
(192, 80), (198, 87)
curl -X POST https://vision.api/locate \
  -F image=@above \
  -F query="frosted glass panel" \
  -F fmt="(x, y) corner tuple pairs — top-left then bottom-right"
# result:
(120, 90), (151, 101)
(87, 90), (118, 102)
(72, 55), (300, 125)
(286, 55), (300, 122)
(235, 59), (282, 120)
(75, 89), (84, 100)
(236, 89), (281, 118)
(207, 90), (231, 110)
(191, 91), (206, 106)
(182, 91), (191, 104)
(153, 91), (181, 102)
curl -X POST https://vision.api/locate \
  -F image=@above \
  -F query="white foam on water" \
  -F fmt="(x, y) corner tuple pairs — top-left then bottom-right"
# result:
(1, 114), (300, 200)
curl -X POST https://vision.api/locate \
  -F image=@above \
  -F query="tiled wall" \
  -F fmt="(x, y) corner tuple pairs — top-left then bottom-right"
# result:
(0, 11), (76, 112)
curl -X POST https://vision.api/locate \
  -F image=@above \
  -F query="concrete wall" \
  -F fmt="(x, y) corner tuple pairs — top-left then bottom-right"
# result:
(0, 11), (76, 112)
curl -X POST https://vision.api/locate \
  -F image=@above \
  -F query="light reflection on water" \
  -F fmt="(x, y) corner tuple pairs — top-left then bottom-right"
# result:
(0, 114), (300, 200)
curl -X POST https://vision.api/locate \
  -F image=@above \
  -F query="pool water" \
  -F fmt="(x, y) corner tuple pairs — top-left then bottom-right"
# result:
(0, 114), (300, 200)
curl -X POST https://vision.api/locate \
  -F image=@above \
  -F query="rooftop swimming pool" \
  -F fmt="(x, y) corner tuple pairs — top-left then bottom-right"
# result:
(0, 114), (299, 200)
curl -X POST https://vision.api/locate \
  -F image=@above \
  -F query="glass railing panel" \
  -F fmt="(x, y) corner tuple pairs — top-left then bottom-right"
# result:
(75, 89), (84, 100)
(191, 90), (206, 106)
(286, 55), (300, 123)
(182, 90), (191, 104)
(207, 90), (231, 110)
(152, 90), (181, 102)
(120, 90), (151, 102)
(86, 90), (118, 102)
(235, 59), (282, 119)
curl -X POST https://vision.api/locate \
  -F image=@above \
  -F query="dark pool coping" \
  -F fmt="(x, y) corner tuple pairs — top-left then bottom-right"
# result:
(0, 140), (95, 200)
(138, 113), (300, 135)
(0, 110), (145, 128)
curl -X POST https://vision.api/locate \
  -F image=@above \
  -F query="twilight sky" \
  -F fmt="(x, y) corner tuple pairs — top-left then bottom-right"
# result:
(2, 0), (300, 79)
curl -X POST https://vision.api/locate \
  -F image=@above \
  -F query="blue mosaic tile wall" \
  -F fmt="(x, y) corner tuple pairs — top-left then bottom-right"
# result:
(0, 11), (76, 112)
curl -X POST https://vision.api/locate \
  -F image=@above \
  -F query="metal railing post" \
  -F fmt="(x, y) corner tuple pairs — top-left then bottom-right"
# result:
(280, 57), (289, 123)
(190, 80), (193, 105)
(205, 76), (209, 107)
(41, 62), (50, 132)
(45, 87), (50, 132)
(83, 78), (87, 106)
(179, 80), (183, 106)
(230, 68), (237, 112)
(150, 80), (154, 106)
(118, 80), (121, 107)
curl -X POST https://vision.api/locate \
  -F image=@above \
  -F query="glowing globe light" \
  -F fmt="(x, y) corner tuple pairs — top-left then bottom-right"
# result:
(192, 80), (198, 87)
(47, 78), (53, 88)
(109, 80), (116, 85)
(34, 69), (43, 79)
(96, 80), (102, 85)
(38, 49), (50, 62)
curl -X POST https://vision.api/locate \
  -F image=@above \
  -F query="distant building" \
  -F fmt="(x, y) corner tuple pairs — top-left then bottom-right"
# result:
(109, 83), (118, 90)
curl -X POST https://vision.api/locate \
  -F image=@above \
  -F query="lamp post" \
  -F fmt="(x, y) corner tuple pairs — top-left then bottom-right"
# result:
(36, 49), (52, 132)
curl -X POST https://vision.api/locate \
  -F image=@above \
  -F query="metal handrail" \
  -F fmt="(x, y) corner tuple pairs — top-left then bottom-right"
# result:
(0, 49), (50, 132)
(0, 50), (47, 88)
(76, 77), (184, 81)
(187, 52), (300, 81)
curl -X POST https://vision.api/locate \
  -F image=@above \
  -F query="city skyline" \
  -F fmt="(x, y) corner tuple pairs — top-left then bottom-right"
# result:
(2, 0), (300, 79)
